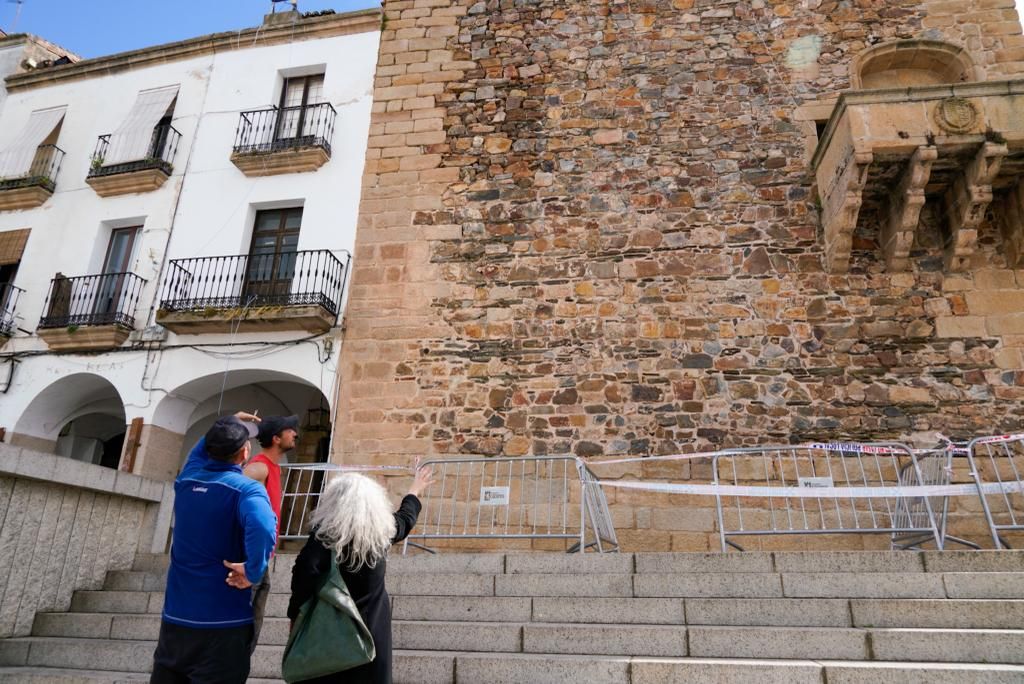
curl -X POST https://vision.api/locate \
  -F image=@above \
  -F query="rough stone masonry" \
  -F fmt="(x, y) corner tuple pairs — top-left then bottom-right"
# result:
(335, 0), (1024, 551)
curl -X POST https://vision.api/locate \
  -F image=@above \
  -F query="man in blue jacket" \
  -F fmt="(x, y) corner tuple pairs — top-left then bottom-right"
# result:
(151, 412), (277, 683)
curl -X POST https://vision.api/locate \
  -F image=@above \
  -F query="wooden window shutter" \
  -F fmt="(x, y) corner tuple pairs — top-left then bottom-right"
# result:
(0, 229), (30, 266)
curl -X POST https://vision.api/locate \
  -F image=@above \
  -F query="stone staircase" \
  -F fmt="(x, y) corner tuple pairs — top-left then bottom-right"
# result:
(1, 550), (1024, 682)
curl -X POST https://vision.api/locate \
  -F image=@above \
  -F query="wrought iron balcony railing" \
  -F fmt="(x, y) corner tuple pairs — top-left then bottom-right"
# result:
(159, 249), (349, 319)
(88, 123), (181, 178)
(0, 144), (65, 192)
(38, 272), (146, 329)
(233, 103), (336, 156)
(0, 282), (23, 336)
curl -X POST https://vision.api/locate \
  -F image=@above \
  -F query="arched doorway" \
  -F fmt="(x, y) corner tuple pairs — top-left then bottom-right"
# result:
(151, 369), (332, 466)
(12, 373), (127, 469)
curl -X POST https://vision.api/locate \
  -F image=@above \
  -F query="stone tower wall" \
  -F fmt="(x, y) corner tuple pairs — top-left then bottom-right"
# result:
(336, 0), (1024, 551)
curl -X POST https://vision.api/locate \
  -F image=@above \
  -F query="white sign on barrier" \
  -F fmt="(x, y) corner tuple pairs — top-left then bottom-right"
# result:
(798, 476), (834, 488)
(480, 486), (510, 506)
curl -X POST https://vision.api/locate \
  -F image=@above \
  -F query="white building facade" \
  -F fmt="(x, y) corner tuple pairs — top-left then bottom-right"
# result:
(0, 9), (381, 480)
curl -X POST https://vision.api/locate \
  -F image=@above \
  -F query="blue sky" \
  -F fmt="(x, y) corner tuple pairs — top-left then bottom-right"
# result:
(0, 1), (381, 58)
(2, 1), (1023, 60)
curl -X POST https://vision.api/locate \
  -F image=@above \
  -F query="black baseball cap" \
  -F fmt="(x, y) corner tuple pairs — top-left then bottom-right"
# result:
(205, 416), (259, 459)
(257, 415), (300, 447)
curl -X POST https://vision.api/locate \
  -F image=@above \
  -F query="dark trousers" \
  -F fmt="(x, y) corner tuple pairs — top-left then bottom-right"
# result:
(250, 573), (272, 654)
(151, 621), (253, 684)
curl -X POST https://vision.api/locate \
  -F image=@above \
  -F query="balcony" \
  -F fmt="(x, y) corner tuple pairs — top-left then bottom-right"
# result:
(230, 103), (335, 177)
(156, 249), (349, 334)
(0, 145), (65, 211)
(0, 283), (23, 341)
(37, 272), (146, 351)
(812, 80), (1024, 273)
(85, 124), (181, 197)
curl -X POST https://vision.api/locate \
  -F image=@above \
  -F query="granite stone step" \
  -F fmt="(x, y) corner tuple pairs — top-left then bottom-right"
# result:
(131, 550), (1024, 578)
(69, 592), (161, 615)
(850, 599), (1024, 629)
(6, 649), (1024, 683)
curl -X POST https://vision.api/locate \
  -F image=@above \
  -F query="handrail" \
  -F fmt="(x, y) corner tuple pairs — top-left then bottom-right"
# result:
(0, 144), (65, 191)
(233, 102), (336, 157)
(159, 249), (350, 319)
(88, 123), (181, 177)
(38, 271), (146, 329)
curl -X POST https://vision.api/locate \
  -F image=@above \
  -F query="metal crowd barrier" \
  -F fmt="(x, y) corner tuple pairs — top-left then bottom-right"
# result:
(278, 457), (620, 554)
(891, 445), (980, 551)
(967, 434), (1024, 549)
(279, 463), (335, 540)
(404, 456), (619, 554)
(712, 443), (943, 551)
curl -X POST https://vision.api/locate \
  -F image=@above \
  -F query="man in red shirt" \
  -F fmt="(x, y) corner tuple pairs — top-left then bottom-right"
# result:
(243, 414), (299, 650)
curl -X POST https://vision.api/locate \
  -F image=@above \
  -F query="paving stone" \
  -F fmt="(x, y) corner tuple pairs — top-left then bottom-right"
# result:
(389, 553), (506, 574)
(453, 652), (630, 684)
(0, 640), (29, 666)
(523, 623), (686, 657)
(773, 551), (924, 573)
(634, 573), (783, 598)
(389, 573), (495, 597)
(852, 599), (1024, 629)
(685, 598), (851, 627)
(631, 658), (823, 684)
(496, 574), (632, 597)
(108, 616), (160, 642)
(943, 573), (1024, 599)
(69, 593), (150, 615)
(392, 596), (531, 622)
(532, 597), (685, 624)
(781, 573), (945, 598)
(23, 638), (153, 672)
(688, 626), (869, 660)
(393, 650), (456, 684)
(634, 553), (772, 574)
(0, 667), (149, 683)
(394, 620), (521, 652)
(822, 661), (1024, 683)
(250, 645), (284, 679)
(505, 553), (633, 574)
(923, 551), (1024, 573)
(101, 573), (144, 592)
(869, 628), (1024, 664)
(31, 613), (113, 639)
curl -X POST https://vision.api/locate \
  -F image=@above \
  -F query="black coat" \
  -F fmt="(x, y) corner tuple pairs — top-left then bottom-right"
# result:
(287, 495), (421, 684)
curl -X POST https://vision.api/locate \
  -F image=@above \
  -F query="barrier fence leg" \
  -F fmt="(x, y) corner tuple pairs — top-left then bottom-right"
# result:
(968, 455), (1006, 549)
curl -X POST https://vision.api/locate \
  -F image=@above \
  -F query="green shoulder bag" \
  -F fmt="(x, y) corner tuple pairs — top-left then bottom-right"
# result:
(281, 551), (376, 683)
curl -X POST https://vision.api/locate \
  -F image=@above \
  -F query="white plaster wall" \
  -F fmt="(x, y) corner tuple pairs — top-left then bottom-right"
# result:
(0, 26), (379, 441)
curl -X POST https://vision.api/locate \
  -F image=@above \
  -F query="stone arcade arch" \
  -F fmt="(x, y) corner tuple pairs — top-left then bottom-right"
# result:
(11, 373), (127, 468)
(149, 368), (333, 470)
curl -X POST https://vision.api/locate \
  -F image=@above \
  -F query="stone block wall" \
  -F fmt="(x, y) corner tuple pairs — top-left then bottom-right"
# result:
(337, 0), (1024, 551)
(0, 446), (168, 636)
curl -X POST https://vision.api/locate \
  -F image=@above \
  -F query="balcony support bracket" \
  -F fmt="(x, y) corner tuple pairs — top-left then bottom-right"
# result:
(881, 145), (937, 271)
(999, 178), (1024, 268)
(943, 141), (1008, 272)
(819, 146), (873, 274)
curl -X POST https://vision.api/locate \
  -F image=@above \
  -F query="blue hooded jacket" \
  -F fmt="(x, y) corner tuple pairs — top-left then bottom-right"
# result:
(162, 437), (277, 629)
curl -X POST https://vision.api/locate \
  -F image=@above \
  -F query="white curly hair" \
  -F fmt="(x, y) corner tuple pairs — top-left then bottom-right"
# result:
(311, 473), (397, 571)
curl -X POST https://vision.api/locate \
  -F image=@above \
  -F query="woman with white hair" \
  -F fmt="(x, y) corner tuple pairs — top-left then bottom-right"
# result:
(287, 465), (434, 684)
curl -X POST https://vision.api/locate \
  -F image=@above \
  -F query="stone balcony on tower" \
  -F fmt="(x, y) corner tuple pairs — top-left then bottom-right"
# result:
(812, 41), (1024, 274)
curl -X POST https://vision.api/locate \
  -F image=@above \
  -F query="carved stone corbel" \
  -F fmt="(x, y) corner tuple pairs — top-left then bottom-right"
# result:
(821, 150), (873, 274)
(944, 141), (1008, 272)
(880, 145), (938, 271)
(999, 178), (1024, 268)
